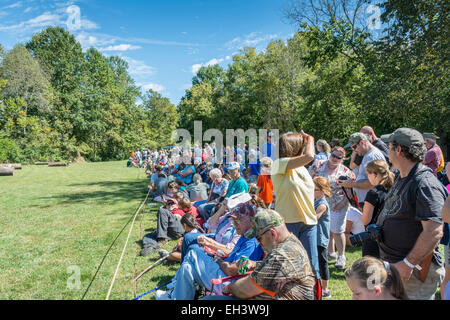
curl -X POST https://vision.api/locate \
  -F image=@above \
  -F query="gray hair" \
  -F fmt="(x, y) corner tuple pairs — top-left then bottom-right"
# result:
(209, 168), (222, 179)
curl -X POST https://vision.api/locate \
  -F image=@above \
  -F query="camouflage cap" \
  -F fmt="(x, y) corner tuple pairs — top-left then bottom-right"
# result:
(380, 128), (424, 147)
(344, 132), (369, 149)
(244, 209), (284, 239)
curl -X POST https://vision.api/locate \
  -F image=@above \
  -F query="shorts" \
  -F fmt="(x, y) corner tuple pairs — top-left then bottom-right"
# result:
(330, 208), (347, 234)
(445, 245), (450, 267)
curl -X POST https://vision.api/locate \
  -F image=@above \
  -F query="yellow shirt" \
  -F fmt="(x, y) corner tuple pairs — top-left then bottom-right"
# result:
(271, 157), (317, 225)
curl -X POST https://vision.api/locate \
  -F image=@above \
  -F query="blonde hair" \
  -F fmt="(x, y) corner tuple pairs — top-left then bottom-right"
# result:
(260, 157), (273, 168)
(345, 256), (408, 300)
(365, 160), (394, 189)
(317, 139), (331, 154)
(313, 176), (332, 198)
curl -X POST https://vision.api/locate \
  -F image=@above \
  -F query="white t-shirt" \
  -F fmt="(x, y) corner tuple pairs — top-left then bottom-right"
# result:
(355, 147), (386, 203)
(346, 206), (365, 235)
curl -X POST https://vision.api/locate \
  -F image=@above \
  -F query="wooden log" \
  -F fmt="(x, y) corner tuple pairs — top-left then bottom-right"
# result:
(0, 167), (14, 176)
(0, 163), (22, 170)
(35, 162), (49, 165)
(48, 162), (69, 167)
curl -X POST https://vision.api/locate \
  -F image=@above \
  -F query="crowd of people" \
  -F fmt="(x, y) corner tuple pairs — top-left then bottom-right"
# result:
(128, 126), (449, 300)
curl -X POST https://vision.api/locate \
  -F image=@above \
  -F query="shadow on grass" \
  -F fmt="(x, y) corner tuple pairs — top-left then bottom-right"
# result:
(37, 180), (148, 208)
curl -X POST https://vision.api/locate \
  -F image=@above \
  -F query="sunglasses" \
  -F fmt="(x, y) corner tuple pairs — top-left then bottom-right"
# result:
(331, 153), (343, 160)
(256, 229), (271, 242)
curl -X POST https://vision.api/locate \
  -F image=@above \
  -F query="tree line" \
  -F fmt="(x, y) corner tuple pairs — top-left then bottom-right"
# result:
(0, 27), (178, 163)
(1, 0), (448, 163)
(178, 0), (449, 156)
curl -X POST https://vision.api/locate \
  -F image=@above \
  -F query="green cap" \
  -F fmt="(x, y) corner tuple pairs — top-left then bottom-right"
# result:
(245, 209), (284, 239)
(422, 133), (440, 141)
(380, 128), (424, 147)
(344, 132), (369, 149)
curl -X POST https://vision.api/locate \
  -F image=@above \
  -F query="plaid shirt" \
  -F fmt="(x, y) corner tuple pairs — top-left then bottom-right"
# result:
(249, 234), (316, 300)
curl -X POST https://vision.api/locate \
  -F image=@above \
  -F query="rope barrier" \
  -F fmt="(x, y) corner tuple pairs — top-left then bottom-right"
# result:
(81, 190), (148, 300)
(133, 192), (148, 298)
(105, 189), (151, 300)
(132, 280), (171, 300)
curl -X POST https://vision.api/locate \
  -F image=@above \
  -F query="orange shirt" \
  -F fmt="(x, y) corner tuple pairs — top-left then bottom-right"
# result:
(257, 174), (273, 204)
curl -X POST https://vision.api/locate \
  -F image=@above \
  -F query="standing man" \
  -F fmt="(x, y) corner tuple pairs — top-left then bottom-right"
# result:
(423, 133), (443, 177)
(341, 133), (386, 209)
(350, 126), (389, 170)
(262, 132), (277, 161)
(376, 128), (446, 300)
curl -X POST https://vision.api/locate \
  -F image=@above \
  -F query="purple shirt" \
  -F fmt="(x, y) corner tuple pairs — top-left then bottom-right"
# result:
(424, 144), (442, 176)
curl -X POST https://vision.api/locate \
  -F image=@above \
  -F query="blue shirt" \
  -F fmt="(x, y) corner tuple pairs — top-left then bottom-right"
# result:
(177, 165), (196, 185)
(315, 196), (330, 248)
(225, 237), (264, 263)
(225, 177), (249, 198)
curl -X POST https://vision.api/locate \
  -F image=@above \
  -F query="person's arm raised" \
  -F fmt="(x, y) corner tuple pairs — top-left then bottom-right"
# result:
(285, 132), (315, 172)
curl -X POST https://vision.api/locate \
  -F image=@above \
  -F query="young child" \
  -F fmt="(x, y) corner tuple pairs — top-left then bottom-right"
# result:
(313, 176), (332, 298)
(345, 256), (408, 300)
(164, 213), (202, 265)
(256, 157), (273, 208)
(179, 197), (205, 229)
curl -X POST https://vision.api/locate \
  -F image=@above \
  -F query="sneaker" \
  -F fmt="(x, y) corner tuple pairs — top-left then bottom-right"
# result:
(322, 290), (331, 298)
(327, 252), (337, 262)
(156, 238), (168, 247)
(335, 255), (346, 270)
(155, 289), (172, 300)
(158, 249), (169, 258)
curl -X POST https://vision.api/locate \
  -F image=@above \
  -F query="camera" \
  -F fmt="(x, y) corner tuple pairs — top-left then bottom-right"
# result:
(349, 224), (382, 247)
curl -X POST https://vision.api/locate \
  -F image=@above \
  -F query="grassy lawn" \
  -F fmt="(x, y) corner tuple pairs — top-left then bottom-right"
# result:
(0, 161), (444, 300)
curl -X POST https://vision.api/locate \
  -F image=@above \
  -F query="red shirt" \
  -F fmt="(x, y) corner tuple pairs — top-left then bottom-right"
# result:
(184, 206), (205, 228)
(171, 208), (185, 218)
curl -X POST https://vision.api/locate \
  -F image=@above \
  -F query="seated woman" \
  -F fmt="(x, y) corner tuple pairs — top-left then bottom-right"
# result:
(153, 181), (180, 203)
(186, 174), (210, 202)
(197, 168), (229, 220)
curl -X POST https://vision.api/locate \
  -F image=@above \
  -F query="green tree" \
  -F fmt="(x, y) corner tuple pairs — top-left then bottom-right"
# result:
(0, 45), (52, 135)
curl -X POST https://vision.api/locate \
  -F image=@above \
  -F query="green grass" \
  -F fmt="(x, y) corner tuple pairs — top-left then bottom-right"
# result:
(0, 161), (445, 300)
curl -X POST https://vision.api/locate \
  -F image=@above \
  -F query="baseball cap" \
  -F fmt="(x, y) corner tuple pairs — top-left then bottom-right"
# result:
(245, 209), (284, 239)
(380, 128), (424, 147)
(344, 133), (369, 149)
(422, 133), (440, 141)
(229, 202), (256, 220)
(166, 198), (178, 205)
(226, 162), (240, 171)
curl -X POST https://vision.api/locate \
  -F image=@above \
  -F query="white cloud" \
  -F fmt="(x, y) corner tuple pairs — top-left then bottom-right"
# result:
(225, 32), (279, 51)
(0, 5), (98, 33)
(2, 1), (23, 10)
(138, 82), (165, 93)
(191, 58), (224, 74)
(122, 56), (156, 77)
(100, 44), (141, 52)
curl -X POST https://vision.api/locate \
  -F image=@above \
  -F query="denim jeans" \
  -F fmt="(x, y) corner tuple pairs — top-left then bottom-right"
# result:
(198, 203), (216, 221)
(180, 232), (214, 264)
(172, 246), (227, 300)
(286, 222), (320, 279)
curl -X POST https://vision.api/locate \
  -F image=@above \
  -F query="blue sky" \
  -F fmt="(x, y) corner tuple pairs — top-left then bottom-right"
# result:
(0, 0), (299, 105)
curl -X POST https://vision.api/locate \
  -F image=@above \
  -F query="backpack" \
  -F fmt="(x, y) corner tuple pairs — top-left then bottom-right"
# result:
(437, 153), (445, 173)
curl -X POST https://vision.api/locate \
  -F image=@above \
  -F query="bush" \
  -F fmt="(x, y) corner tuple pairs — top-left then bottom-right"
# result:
(0, 136), (21, 163)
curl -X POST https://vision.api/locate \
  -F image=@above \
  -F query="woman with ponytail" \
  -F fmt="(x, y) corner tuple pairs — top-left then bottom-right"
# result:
(361, 160), (395, 257)
(345, 256), (408, 300)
